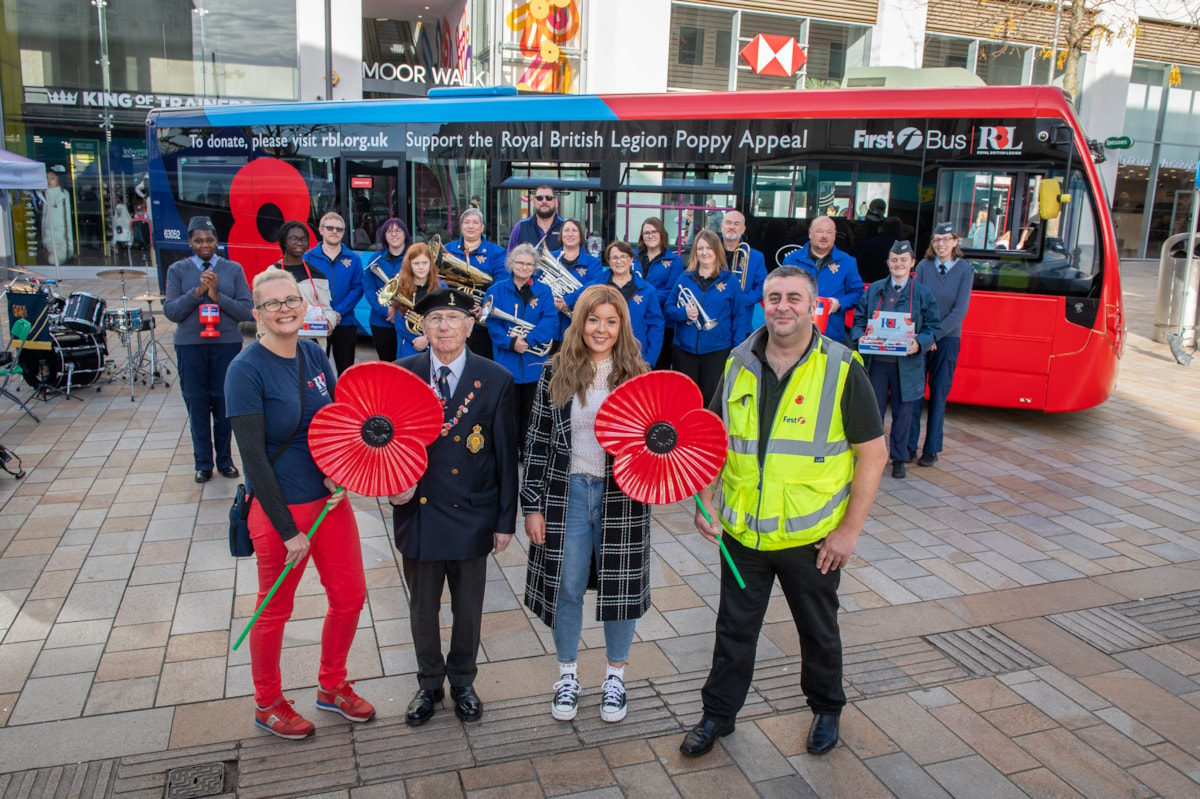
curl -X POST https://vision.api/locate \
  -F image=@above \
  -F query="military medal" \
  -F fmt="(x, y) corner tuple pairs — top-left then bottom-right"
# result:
(466, 424), (485, 453)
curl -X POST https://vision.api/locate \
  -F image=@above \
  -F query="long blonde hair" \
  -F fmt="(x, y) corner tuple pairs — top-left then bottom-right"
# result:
(549, 284), (647, 408)
(687, 228), (727, 276)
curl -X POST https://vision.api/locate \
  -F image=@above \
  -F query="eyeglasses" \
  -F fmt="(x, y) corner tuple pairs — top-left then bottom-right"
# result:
(321, 225), (345, 232)
(533, 195), (555, 201)
(609, 253), (632, 262)
(385, 227), (405, 235)
(424, 313), (467, 328)
(285, 234), (308, 243)
(257, 295), (304, 312)
(512, 260), (536, 269)
(931, 236), (956, 244)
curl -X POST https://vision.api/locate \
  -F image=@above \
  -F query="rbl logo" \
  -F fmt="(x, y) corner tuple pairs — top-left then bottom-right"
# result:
(977, 126), (1023, 153)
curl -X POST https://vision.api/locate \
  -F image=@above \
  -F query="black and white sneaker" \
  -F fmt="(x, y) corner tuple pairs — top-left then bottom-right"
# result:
(600, 675), (627, 722)
(552, 674), (580, 721)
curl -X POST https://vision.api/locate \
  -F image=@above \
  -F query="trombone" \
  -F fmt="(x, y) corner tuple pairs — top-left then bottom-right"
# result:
(367, 262), (424, 335)
(479, 295), (551, 356)
(429, 234), (493, 300)
(730, 242), (751, 291)
(677, 286), (718, 331)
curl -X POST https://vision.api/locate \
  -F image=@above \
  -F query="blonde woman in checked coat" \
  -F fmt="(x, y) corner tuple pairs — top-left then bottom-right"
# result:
(522, 284), (651, 725)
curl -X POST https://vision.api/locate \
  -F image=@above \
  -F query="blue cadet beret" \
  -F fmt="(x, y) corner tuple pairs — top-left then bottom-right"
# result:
(187, 216), (216, 234)
(414, 288), (476, 315)
(932, 222), (956, 237)
(889, 240), (914, 255)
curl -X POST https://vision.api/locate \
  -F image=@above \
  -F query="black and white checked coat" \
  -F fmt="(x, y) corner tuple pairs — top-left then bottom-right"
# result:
(521, 366), (652, 628)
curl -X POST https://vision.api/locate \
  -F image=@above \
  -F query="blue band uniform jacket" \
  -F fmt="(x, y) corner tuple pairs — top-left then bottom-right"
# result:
(521, 365), (652, 627)
(393, 349), (518, 561)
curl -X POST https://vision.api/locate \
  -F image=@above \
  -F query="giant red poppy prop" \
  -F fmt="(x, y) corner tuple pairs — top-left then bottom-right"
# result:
(594, 371), (726, 504)
(595, 371), (745, 588)
(308, 361), (444, 497)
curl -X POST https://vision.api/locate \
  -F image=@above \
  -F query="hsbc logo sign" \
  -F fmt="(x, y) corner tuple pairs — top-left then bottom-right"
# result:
(852, 127), (968, 151)
(976, 125), (1024, 155)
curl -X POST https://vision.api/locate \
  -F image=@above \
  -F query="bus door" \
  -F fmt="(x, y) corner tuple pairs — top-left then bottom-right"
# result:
(615, 161), (737, 258)
(342, 156), (405, 253)
(494, 161), (604, 252)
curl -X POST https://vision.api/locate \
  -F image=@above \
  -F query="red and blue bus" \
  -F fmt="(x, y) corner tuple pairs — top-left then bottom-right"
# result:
(146, 84), (1121, 411)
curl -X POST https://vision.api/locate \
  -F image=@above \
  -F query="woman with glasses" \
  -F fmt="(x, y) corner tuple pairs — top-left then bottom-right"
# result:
(636, 217), (684, 369)
(548, 218), (603, 341)
(303, 212), (363, 375)
(269, 221), (336, 343)
(604, 240), (663, 366)
(665, 229), (749, 406)
(522, 284), (651, 724)
(392, 242), (444, 358)
(362, 218), (411, 363)
(225, 269), (374, 741)
(483, 243), (558, 456)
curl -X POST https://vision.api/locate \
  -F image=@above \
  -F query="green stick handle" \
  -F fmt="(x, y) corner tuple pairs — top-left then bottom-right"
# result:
(232, 487), (343, 651)
(693, 494), (746, 590)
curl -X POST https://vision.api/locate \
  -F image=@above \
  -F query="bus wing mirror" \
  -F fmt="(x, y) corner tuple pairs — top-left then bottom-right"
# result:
(1039, 178), (1068, 221)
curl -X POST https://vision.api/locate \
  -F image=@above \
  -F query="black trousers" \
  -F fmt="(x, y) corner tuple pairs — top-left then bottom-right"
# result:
(327, 325), (358, 375)
(655, 327), (675, 370)
(701, 534), (846, 722)
(402, 554), (488, 691)
(371, 324), (398, 363)
(515, 380), (539, 457)
(672, 345), (730, 408)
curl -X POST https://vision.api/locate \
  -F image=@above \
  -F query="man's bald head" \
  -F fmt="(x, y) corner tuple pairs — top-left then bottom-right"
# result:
(808, 216), (836, 258)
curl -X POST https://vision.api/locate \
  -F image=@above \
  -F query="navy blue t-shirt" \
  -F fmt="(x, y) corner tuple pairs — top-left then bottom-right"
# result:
(225, 339), (336, 504)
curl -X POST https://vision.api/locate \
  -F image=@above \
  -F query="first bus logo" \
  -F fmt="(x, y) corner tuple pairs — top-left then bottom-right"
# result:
(977, 126), (1023, 155)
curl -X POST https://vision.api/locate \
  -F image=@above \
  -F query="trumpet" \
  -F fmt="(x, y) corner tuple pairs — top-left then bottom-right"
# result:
(429, 234), (493, 299)
(534, 247), (583, 318)
(367, 262), (424, 335)
(730, 242), (751, 291)
(479, 295), (551, 356)
(677, 286), (718, 331)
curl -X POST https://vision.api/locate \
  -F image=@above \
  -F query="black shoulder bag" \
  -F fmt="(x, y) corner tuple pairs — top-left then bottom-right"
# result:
(229, 345), (307, 557)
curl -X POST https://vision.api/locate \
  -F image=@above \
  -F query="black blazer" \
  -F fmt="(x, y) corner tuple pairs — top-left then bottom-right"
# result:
(392, 349), (518, 561)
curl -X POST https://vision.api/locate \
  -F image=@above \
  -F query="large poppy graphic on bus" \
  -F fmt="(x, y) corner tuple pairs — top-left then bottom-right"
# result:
(227, 157), (313, 281)
(504, 0), (580, 94)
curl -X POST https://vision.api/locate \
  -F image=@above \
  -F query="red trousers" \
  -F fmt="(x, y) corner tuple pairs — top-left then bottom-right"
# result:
(248, 496), (365, 708)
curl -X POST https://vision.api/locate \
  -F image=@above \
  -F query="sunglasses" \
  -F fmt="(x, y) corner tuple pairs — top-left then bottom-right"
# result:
(322, 225), (345, 232)
(534, 194), (555, 201)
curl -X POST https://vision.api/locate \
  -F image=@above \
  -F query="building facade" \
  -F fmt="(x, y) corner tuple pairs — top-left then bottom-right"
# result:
(1, 0), (1196, 267)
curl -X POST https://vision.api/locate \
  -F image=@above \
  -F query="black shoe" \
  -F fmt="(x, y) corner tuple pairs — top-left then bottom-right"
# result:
(917, 452), (938, 467)
(194, 470), (212, 483)
(807, 712), (840, 754)
(219, 465), (240, 478)
(891, 460), (906, 479)
(451, 684), (483, 722)
(405, 687), (444, 727)
(679, 717), (735, 757)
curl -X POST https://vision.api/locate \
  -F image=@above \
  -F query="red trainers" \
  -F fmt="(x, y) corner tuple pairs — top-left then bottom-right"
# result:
(316, 680), (376, 722)
(254, 699), (315, 740)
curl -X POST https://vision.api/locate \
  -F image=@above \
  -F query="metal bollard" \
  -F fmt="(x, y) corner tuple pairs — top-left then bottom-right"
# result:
(1153, 232), (1200, 347)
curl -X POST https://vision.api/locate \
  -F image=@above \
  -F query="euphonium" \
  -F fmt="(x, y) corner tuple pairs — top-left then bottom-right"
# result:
(429, 234), (493, 299)
(479, 296), (551, 356)
(534, 247), (583, 318)
(677, 286), (718, 331)
(367, 261), (424, 334)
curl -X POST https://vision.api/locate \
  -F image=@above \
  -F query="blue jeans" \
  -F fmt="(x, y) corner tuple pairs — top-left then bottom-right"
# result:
(553, 474), (637, 665)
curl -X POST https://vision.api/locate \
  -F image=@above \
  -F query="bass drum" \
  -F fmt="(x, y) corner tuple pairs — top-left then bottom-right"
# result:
(19, 330), (107, 390)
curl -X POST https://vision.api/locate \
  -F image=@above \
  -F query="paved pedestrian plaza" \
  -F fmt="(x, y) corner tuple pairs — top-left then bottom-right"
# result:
(0, 260), (1198, 797)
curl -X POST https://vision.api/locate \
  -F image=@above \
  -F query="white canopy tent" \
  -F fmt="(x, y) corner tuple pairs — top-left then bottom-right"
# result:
(0, 147), (50, 278)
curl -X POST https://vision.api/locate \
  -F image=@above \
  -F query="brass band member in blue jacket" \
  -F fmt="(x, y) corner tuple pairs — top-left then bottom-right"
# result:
(636, 217), (684, 369)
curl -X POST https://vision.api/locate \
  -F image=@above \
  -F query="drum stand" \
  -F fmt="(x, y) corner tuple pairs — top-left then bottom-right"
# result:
(131, 296), (173, 389)
(105, 271), (139, 403)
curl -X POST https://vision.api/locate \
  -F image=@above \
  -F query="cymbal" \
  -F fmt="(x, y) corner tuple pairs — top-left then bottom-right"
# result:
(3, 265), (38, 276)
(97, 268), (147, 280)
(133, 293), (166, 302)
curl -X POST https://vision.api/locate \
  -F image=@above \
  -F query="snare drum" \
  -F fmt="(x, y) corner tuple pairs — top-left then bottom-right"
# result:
(61, 291), (107, 334)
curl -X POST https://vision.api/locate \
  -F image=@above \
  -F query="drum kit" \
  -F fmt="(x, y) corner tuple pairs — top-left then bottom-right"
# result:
(3, 265), (174, 407)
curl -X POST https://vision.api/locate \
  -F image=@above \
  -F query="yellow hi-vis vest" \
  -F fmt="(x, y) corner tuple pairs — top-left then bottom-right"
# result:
(717, 333), (859, 551)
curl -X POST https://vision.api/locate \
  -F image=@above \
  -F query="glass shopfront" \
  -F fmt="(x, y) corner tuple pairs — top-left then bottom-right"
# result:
(2, 0), (298, 267)
(1112, 62), (1200, 259)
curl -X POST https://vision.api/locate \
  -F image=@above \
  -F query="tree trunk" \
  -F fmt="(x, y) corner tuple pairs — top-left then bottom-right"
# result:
(1061, 0), (1088, 100)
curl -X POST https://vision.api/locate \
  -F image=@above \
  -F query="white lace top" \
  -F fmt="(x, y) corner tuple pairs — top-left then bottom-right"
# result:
(569, 357), (612, 477)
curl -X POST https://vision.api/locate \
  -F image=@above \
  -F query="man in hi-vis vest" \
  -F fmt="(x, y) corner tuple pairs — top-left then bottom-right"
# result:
(682, 265), (887, 759)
